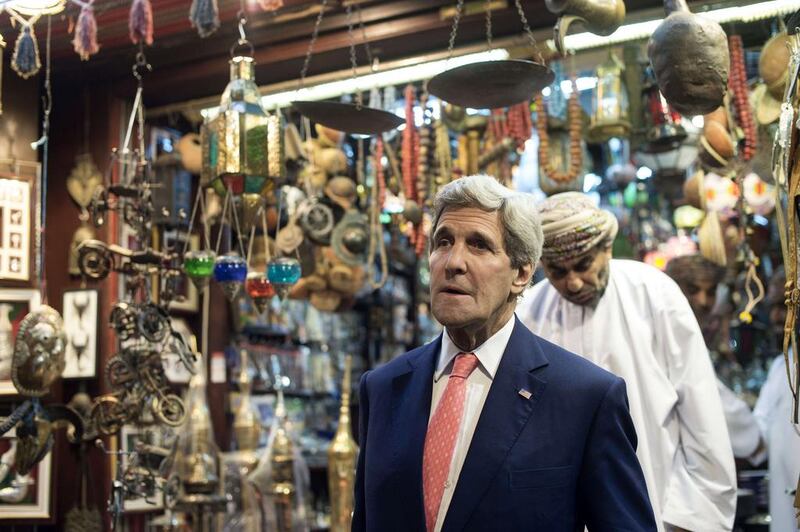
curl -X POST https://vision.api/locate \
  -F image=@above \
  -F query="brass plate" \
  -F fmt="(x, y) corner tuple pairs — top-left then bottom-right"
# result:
(292, 101), (404, 135)
(428, 60), (554, 109)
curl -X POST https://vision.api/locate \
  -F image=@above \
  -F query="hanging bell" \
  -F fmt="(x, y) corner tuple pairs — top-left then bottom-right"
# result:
(267, 257), (301, 300)
(213, 254), (247, 301)
(246, 271), (275, 314)
(202, 55), (284, 198)
(183, 249), (216, 289)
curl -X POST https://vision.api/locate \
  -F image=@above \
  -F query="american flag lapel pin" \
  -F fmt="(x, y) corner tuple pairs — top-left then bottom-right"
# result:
(518, 388), (532, 400)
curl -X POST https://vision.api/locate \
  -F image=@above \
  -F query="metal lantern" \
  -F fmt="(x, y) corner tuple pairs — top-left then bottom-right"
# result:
(588, 52), (631, 143)
(642, 67), (687, 151)
(202, 55), (284, 198)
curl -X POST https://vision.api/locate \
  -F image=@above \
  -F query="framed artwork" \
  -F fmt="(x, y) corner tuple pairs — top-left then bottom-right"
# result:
(0, 178), (31, 281)
(0, 289), (41, 395)
(120, 425), (167, 513)
(164, 317), (194, 384)
(61, 289), (99, 379)
(164, 230), (199, 313)
(0, 427), (53, 521)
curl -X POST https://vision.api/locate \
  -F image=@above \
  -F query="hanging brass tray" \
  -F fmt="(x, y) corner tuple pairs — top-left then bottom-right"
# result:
(292, 101), (404, 135)
(428, 59), (554, 109)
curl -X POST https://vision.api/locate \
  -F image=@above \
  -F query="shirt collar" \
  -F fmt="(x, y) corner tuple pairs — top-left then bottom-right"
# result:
(436, 314), (516, 382)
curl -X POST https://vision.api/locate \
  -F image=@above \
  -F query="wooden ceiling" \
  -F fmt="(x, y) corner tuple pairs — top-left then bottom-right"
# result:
(4, 0), (663, 107)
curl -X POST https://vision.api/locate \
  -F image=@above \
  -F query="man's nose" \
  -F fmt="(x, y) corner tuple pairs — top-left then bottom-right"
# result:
(445, 242), (468, 274)
(566, 274), (583, 293)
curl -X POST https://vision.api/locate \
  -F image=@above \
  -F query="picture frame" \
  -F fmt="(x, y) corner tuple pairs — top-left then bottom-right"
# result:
(0, 427), (53, 521)
(119, 425), (167, 513)
(0, 166), (41, 286)
(61, 289), (99, 379)
(0, 289), (41, 395)
(164, 230), (199, 313)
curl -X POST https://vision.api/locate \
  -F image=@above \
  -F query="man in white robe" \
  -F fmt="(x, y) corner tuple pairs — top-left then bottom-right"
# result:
(518, 192), (736, 532)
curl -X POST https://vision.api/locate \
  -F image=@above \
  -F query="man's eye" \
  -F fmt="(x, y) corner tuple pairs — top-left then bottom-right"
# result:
(436, 237), (451, 247)
(550, 268), (567, 279)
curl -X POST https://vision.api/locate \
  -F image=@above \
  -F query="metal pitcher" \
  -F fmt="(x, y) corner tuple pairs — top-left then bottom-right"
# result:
(546, 0), (626, 55)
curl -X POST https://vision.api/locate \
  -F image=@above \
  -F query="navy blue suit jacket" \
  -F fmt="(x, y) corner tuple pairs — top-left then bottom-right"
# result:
(352, 318), (657, 531)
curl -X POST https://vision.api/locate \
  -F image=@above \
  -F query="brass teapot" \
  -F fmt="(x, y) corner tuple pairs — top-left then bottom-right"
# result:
(546, 0), (626, 55)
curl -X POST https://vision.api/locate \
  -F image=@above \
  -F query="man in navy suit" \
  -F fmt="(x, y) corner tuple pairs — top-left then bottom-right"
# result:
(353, 175), (657, 531)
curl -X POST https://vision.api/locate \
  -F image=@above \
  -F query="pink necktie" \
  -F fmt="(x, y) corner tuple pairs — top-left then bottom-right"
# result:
(423, 352), (480, 532)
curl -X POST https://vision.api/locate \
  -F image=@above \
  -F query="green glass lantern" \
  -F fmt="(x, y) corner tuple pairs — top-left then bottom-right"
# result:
(202, 55), (284, 198)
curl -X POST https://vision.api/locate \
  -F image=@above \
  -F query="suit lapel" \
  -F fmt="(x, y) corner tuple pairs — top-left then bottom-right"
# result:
(389, 336), (440, 527)
(442, 319), (549, 532)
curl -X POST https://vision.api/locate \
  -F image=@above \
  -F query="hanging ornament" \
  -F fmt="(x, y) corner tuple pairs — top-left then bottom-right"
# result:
(246, 271), (275, 314)
(11, 23), (41, 79)
(184, 249), (216, 289)
(72, 0), (99, 61)
(267, 257), (301, 300)
(214, 254), (247, 301)
(129, 0), (154, 46)
(189, 0), (220, 38)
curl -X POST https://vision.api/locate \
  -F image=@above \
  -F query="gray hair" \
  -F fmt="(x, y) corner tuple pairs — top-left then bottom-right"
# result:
(431, 175), (543, 286)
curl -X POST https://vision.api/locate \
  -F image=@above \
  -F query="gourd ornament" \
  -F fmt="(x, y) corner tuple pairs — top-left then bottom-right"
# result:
(647, 0), (729, 116)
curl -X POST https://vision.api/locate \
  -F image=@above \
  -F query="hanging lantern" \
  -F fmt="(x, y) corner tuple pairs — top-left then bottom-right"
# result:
(634, 133), (698, 199)
(183, 249), (216, 289)
(642, 67), (687, 151)
(587, 52), (631, 143)
(201, 55), (284, 198)
(213, 253), (247, 301)
(267, 257), (301, 300)
(245, 271), (275, 313)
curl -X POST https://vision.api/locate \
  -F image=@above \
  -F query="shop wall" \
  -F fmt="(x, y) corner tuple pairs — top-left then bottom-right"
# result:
(0, 61), (39, 163)
(38, 79), (123, 531)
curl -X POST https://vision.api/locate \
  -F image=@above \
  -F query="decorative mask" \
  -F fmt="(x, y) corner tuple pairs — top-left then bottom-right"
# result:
(12, 306), (67, 397)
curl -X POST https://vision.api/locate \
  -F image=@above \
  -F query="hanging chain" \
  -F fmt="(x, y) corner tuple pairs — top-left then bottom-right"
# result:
(298, 0), (329, 89)
(446, 0), (465, 59)
(355, 3), (374, 70)
(345, 2), (362, 108)
(485, 0), (493, 51)
(514, 0), (543, 63)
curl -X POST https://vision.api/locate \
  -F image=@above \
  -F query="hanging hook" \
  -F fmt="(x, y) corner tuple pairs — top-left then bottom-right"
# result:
(132, 46), (152, 82)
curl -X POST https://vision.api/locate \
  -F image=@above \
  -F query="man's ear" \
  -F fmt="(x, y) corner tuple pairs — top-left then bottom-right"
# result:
(511, 262), (534, 295)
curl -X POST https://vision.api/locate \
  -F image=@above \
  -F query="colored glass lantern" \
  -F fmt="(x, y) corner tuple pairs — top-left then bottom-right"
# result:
(183, 250), (216, 289)
(201, 55), (284, 197)
(267, 257), (301, 299)
(246, 272), (275, 314)
(213, 254), (248, 301)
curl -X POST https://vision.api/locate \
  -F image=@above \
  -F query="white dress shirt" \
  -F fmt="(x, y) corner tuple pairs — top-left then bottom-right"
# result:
(428, 314), (515, 532)
(519, 260), (736, 532)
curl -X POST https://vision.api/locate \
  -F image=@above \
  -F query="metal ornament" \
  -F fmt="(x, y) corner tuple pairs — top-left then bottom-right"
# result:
(66, 154), (103, 209)
(328, 354), (357, 532)
(245, 271), (275, 314)
(12, 305), (66, 397)
(267, 257), (302, 299)
(298, 200), (335, 245)
(545, 0), (625, 56)
(331, 211), (369, 267)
